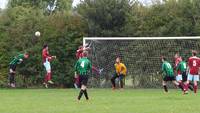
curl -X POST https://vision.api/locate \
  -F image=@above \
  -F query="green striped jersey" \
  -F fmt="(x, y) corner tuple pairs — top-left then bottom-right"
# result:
(10, 54), (24, 65)
(75, 57), (92, 75)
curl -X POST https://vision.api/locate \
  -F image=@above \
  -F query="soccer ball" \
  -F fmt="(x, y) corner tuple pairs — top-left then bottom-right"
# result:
(35, 31), (41, 37)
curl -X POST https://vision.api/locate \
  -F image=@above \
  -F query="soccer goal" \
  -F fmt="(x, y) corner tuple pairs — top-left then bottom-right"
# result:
(83, 37), (200, 88)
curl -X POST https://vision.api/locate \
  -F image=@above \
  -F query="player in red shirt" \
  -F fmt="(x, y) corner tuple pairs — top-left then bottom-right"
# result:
(184, 50), (200, 94)
(76, 46), (85, 59)
(42, 44), (56, 88)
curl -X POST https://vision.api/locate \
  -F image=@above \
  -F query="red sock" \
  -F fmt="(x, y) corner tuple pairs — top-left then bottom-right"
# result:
(185, 83), (189, 91)
(44, 74), (48, 83)
(179, 82), (183, 90)
(194, 85), (198, 93)
(47, 72), (51, 81)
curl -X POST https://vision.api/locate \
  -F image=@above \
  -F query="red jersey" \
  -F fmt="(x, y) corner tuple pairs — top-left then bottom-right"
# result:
(188, 56), (200, 75)
(42, 48), (52, 63)
(175, 57), (182, 74)
(76, 47), (84, 59)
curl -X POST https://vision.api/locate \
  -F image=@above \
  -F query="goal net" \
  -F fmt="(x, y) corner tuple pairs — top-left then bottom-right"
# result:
(83, 37), (200, 88)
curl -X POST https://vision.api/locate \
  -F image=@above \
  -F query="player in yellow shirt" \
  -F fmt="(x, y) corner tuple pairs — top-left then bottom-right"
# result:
(111, 57), (127, 89)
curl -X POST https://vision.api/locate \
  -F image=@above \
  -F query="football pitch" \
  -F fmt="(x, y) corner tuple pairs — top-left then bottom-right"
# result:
(0, 89), (200, 113)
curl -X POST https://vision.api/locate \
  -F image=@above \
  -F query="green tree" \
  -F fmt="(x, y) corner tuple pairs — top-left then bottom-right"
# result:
(0, 0), (83, 87)
(77, 0), (131, 36)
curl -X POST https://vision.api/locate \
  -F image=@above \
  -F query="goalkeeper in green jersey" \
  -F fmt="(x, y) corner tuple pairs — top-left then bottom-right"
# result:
(75, 51), (92, 101)
(9, 53), (29, 88)
(160, 57), (184, 93)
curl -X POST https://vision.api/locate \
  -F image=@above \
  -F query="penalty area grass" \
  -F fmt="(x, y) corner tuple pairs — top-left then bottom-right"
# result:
(0, 89), (199, 113)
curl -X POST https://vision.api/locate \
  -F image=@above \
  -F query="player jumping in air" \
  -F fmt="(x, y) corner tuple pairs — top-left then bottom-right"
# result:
(160, 57), (184, 93)
(174, 53), (183, 85)
(74, 45), (103, 88)
(42, 44), (56, 88)
(76, 45), (103, 75)
(75, 51), (92, 101)
(184, 50), (200, 94)
(111, 57), (127, 90)
(176, 57), (193, 91)
(9, 53), (29, 88)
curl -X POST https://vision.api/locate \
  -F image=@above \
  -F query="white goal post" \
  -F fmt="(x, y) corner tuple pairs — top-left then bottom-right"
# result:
(83, 37), (200, 88)
(83, 37), (200, 46)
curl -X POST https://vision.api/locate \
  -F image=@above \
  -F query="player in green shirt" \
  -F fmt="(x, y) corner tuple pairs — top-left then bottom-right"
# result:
(161, 57), (183, 93)
(75, 51), (92, 101)
(9, 53), (29, 88)
(176, 58), (193, 91)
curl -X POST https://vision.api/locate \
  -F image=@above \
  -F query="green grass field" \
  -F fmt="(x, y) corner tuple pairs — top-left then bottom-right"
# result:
(0, 89), (200, 113)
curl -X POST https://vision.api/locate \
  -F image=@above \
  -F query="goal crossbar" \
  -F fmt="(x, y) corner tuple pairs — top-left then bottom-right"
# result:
(83, 37), (200, 45)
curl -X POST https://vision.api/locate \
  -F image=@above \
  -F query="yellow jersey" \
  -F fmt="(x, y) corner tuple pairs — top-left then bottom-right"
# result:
(114, 63), (127, 75)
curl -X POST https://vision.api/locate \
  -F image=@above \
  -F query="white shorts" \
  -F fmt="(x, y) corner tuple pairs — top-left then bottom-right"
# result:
(188, 74), (199, 81)
(43, 61), (51, 72)
(176, 74), (182, 81)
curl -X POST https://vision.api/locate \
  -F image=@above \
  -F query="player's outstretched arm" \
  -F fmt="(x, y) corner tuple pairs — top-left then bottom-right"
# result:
(52, 56), (56, 59)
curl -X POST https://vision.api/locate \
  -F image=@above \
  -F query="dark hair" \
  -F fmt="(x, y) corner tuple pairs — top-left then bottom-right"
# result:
(192, 50), (197, 56)
(116, 57), (121, 60)
(79, 45), (83, 49)
(181, 57), (184, 61)
(175, 52), (179, 55)
(161, 56), (166, 61)
(43, 44), (48, 49)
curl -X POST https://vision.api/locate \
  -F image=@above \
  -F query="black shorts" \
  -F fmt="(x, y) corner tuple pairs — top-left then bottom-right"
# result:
(9, 64), (16, 72)
(79, 75), (88, 86)
(182, 71), (187, 82)
(163, 76), (176, 81)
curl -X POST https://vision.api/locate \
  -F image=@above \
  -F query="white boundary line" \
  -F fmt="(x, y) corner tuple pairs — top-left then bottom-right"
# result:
(83, 37), (200, 45)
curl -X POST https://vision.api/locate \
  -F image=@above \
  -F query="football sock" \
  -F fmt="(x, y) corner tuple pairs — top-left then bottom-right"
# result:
(9, 73), (15, 84)
(47, 72), (51, 81)
(120, 80), (123, 88)
(178, 83), (184, 91)
(194, 85), (198, 93)
(189, 83), (194, 91)
(78, 89), (84, 100)
(111, 78), (116, 88)
(83, 89), (89, 100)
(163, 85), (168, 92)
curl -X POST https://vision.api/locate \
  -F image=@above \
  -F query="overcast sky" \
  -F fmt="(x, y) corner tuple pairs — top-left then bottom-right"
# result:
(0, 0), (8, 9)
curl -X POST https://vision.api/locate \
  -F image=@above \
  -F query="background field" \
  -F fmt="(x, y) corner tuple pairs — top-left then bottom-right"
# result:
(0, 89), (200, 113)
